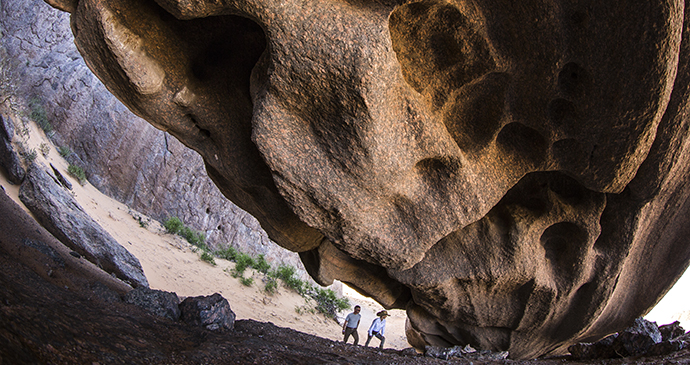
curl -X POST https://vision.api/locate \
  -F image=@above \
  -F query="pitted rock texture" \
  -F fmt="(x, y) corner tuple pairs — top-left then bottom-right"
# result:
(45, 0), (690, 359)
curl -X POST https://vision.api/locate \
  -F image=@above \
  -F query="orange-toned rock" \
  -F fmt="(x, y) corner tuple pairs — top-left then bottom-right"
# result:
(45, 0), (690, 358)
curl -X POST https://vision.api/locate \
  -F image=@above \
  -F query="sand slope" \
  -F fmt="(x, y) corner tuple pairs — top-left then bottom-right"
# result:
(0, 114), (410, 349)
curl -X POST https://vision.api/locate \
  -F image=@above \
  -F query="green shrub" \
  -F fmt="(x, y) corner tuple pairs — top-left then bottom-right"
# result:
(253, 254), (271, 274)
(163, 216), (184, 235)
(58, 146), (71, 158)
(312, 287), (350, 317)
(214, 246), (238, 261)
(29, 97), (52, 133)
(67, 164), (86, 184)
(233, 252), (255, 276)
(180, 226), (206, 249)
(274, 265), (305, 294)
(240, 276), (254, 286)
(200, 250), (216, 266)
(264, 277), (278, 294)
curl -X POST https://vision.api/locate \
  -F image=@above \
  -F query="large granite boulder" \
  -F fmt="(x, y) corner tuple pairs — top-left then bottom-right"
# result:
(19, 163), (149, 288)
(43, 0), (690, 358)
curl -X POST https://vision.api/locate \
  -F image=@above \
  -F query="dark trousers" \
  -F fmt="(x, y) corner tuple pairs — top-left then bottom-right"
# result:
(365, 332), (385, 348)
(343, 327), (359, 345)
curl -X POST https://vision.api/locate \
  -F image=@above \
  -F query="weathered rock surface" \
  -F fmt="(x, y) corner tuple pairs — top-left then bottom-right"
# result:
(41, 0), (690, 359)
(569, 318), (688, 360)
(18, 163), (148, 288)
(660, 321), (687, 342)
(0, 115), (25, 184)
(612, 318), (664, 357)
(179, 293), (235, 331)
(0, 0), (307, 274)
(123, 287), (181, 321)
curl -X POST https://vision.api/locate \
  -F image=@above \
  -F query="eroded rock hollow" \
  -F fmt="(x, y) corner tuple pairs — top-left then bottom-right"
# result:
(45, 0), (690, 358)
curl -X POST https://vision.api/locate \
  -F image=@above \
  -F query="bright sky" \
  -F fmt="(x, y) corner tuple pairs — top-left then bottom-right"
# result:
(645, 266), (690, 329)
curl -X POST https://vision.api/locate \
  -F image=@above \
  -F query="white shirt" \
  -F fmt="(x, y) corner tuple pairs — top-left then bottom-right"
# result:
(368, 317), (386, 336)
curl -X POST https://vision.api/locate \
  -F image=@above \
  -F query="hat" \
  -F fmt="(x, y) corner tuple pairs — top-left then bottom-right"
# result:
(377, 310), (388, 317)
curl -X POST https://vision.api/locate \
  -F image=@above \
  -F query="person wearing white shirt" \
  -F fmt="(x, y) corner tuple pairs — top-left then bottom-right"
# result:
(365, 310), (388, 348)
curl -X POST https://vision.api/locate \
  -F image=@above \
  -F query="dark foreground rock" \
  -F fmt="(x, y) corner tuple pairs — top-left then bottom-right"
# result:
(124, 287), (181, 321)
(18, 163), (148, 288)
(2, 187), (690, 364)
(569, 318), (688, 360)
(179, 293), (236, 331)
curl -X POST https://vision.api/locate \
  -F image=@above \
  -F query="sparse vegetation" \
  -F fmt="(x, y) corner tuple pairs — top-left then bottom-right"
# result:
(39, 142), (50, 157)
(58, 146), (72, 158)
(20, 148), (37, 163)
(253, 254), (271, 274)
(214, 246), (238, 261)
(67, 164), (86, 184)
(163, 216), (184, 235)
(133, 215), (149, 228)
(180, 226), (206, 249)
(214, 246), (350, 318)
(29, 97), (52, 133)
(163, 216), (213, 265)
(200, 250), (216, 266)
(264, 277), (278, 294)
(160, 217), (349, 317)
(240, 276), (254, 286)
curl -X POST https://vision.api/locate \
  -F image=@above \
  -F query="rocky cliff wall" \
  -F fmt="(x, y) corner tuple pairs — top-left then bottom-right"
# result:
(0, 0), (304, 271)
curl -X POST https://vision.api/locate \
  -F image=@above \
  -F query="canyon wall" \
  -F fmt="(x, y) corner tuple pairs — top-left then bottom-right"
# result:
(0, 0), (304, 270)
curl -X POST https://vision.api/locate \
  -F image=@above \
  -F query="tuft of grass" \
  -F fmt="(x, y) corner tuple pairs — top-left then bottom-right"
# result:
(233, 252), (255, 277)
(163, 216), (184, 235)
(214, 246), (238, 261)
(39, 143), (50, 157)
(180, 226), (206, 249)
(240, 276), (254, 287)
(21, 148), (37, 163)
(163, 216), (207, 250)
(273, 264), (305, 295)
(311, 286), (351, 317)
(254, 254), (271, 274)
(264, 277), (278, 294)
(133, 215), (149, 228)
(58, 145), (72, 158)
(29, 97), (52, 133)
(200, 250), (216, 266)
(67, 164), (86, 184)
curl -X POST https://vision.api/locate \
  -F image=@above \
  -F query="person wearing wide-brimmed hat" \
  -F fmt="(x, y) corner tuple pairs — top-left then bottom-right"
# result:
(365, 310), (388, 348)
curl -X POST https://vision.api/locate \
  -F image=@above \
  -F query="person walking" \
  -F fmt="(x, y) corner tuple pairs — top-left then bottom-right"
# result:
(365, 310), (388, 348)
(342, 305), (362, 345)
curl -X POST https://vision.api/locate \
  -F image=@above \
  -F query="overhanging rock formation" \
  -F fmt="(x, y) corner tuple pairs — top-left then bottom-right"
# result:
(45, 0), (690, 358)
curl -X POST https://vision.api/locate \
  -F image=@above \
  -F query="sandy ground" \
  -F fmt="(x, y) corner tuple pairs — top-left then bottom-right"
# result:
(0, 115), (411, 349)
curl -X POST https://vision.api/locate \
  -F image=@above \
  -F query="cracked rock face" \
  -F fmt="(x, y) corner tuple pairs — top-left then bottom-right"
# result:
(46, 0), (690, 358)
